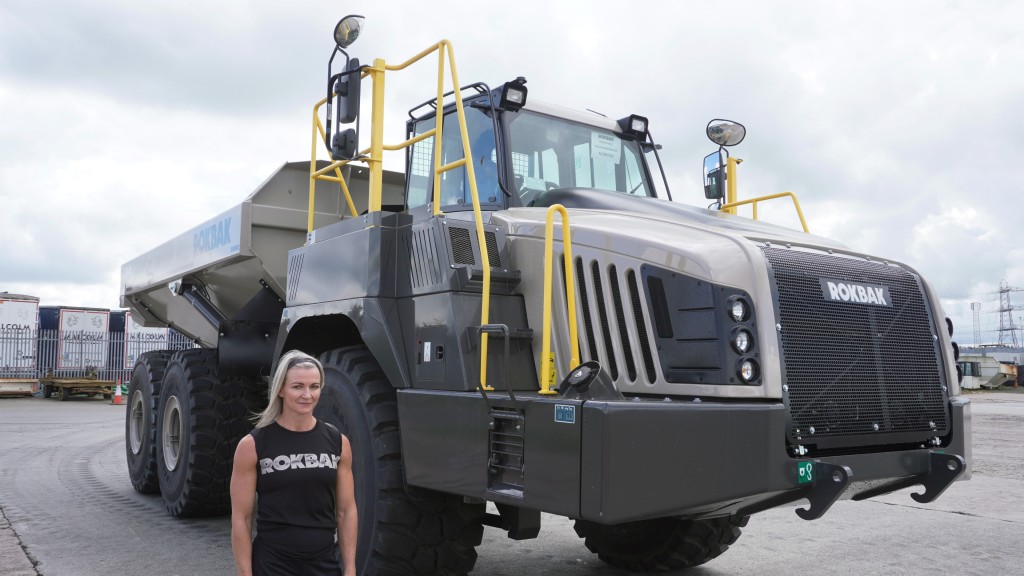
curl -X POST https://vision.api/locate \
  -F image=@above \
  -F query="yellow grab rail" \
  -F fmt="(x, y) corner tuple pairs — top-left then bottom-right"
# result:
(306, 40), (496, 392)
(538, 205), (580, 395)
(720, 191), (810, 233)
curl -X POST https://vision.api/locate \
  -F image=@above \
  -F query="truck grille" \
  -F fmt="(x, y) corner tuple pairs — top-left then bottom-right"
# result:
(761, 246), (949, 451)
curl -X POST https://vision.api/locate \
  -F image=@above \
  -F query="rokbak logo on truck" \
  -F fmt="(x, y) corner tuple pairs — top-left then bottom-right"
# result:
(194, 217), (232, 256)
(818, 278), (892, 306)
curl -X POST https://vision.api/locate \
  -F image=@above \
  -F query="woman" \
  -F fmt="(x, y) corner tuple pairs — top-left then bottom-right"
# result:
(231, 350), (357, 576)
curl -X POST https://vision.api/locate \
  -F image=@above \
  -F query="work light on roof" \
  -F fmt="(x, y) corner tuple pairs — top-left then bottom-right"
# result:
(334, 15), (364, 49)
(500, 77), (528, 112)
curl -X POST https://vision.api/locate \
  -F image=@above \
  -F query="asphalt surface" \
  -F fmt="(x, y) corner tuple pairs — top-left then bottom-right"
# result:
(0, 390), (1021, 576)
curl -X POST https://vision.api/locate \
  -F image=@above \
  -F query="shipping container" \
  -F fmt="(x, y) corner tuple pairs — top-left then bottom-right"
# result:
(0, 293), (40, 396)
(38, 306), (111, 377)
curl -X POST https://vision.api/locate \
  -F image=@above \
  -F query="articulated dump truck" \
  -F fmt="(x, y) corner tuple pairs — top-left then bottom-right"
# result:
(120, 16), (971, 575)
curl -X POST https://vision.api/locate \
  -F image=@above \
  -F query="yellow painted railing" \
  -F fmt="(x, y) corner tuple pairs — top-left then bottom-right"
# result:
(720, 192), (810, 233)
(538, 205), (580, 395)
(720, 156), (809, 233)
(306, 40), (497, 391)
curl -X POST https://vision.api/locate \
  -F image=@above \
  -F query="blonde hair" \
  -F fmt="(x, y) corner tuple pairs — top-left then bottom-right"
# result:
(253, 350), (325, 428)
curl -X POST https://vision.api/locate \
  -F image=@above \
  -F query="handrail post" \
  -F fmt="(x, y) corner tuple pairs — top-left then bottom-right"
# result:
(539, 204), (579, 395)
(725, 156), (740, 215)
(367, 58), (387, 213)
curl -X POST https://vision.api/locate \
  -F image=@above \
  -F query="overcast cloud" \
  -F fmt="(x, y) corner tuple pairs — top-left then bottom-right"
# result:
(1, 0), (1022, 345)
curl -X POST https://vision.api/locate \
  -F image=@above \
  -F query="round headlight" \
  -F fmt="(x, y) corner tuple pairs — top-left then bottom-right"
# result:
(733, 330), (752, 353)
(739, 359), (759, 382)
(729, 299), (748, 322)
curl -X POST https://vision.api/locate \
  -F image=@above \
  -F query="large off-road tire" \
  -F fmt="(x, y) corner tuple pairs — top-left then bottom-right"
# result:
(573, 514), (749, 572)
(316, 346), (484, 576)
(126, 350), (172, 494)
(156, 349), (255, 517)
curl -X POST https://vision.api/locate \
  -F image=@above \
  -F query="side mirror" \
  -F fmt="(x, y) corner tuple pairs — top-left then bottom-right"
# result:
(332, 128), (358, 160)
(335, 58), (362, 125)
(703, 149), (726, 200)
(706, 119), (746, 147)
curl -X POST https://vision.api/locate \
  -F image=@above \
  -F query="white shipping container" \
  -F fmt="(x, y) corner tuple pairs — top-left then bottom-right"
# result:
(58, 309), (110, 369)
(0, 296), (40, 371)
(124, 311), (169, 369)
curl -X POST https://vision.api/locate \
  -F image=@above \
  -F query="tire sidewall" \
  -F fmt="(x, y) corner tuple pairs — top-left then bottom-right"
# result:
(157, 360), (192, 510)
(126, 359), (160, 493)
(315, 355), (377, 576)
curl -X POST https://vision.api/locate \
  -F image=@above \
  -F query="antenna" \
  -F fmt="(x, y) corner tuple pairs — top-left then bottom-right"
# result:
(971, 302), (982, 345)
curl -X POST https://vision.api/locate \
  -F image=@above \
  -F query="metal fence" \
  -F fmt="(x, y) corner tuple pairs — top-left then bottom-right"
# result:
(0, 328), (197, 384)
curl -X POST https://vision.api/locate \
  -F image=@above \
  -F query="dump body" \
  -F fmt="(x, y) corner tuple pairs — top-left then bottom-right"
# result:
(120, 162), (405, 345)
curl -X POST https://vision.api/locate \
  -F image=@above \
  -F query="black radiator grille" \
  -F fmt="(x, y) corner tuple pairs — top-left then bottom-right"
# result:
(762, 246), (949, 450)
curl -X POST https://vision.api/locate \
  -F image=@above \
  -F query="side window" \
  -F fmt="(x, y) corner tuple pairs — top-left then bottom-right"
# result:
(406, 118), (435, 209)
(439, 107), (498, 209)
(624, 149), (649, 195)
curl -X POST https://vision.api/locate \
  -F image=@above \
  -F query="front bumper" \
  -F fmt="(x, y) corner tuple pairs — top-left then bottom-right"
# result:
(397, 390), (970, 525)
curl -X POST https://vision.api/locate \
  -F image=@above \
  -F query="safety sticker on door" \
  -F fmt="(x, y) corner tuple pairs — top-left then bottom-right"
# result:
(554, 404), (576, 424)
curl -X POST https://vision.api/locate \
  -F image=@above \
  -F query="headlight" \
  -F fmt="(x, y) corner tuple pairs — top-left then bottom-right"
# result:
(739, 359), (759, 382)
(733, 330), (752, 353)
(729, 298), (748, 322)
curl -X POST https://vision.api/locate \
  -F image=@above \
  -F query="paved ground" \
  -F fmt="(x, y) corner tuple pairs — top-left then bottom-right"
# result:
(0, 390), (1020, 576)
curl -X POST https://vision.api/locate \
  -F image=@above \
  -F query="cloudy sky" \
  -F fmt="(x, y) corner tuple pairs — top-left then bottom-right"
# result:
(1, 0), (1022, 345)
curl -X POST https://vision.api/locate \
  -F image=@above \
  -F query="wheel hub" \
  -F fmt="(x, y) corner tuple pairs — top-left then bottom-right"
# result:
(162, 395), (182, 471)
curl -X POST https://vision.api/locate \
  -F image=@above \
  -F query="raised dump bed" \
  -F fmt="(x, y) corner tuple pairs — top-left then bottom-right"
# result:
(120, 161), (404, 347)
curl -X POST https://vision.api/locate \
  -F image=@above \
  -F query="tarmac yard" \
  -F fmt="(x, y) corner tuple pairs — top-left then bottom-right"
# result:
(0, 391), (1021, 576)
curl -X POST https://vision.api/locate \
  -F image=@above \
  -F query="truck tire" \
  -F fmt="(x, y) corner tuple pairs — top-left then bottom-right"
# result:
(59, 386), (70, 401)
(42, 384), (53, 398)
(317, 346), (484, 576)
(126, 351), (172, 494)
(573, 514), (748, 572)
(156, 349), (253, 517)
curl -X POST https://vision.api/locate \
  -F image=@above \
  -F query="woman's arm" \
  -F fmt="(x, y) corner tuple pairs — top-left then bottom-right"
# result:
(230, 434), (258, 576)
(336, 434), (358, 575)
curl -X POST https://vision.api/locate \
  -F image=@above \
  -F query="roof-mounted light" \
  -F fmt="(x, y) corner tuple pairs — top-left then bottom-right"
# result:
(618, 114), (649, 139)
(334, 15), (364, 49)
(706, 119), (746, 147)
(500, 77), (528, 112)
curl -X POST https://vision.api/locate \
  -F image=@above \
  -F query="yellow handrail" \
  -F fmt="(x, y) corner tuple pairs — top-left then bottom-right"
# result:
(539, 205), (580, 395)
(306, 40), (495, 392)
(720, 191), (810, 233)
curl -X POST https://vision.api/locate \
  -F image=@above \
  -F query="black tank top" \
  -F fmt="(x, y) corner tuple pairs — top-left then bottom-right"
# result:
(250, 419), (342, 554)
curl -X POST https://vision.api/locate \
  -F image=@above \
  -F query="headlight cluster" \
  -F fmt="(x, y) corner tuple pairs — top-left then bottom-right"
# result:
(728, 296), (759, 383)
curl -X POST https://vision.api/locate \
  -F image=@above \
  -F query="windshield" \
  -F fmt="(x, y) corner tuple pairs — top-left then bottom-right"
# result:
(507, 110), (654, 205)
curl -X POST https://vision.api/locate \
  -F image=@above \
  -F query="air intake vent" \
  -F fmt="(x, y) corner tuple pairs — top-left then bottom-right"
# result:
(609, 265), (636, 382)
(761, 246), (949, 451)
(576, 258), (599, 363)
(591, 260), (619, 380)
(409, 227), (442, 289)
(484, 231), (501, 268)
(448, 227), (475, 265)
(627, 269), (656, 384)
(287, 252), (304, 302)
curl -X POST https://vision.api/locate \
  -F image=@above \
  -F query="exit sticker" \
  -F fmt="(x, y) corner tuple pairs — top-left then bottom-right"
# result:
(797, 461), (814, 484)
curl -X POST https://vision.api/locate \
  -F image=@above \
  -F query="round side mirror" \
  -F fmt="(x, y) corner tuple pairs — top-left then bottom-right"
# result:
(334, 15), (365, 49)
(706, 119), (746, 147)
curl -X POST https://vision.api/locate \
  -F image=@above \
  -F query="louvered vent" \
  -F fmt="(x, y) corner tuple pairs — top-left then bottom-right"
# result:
(608, 265), (637, 382)
(409, 228), (442, 289)
(627, 269), (656, 384)
(575, 258), (599, 363)
(590, 261), (618, 380)
(287, 252), (304, 302)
